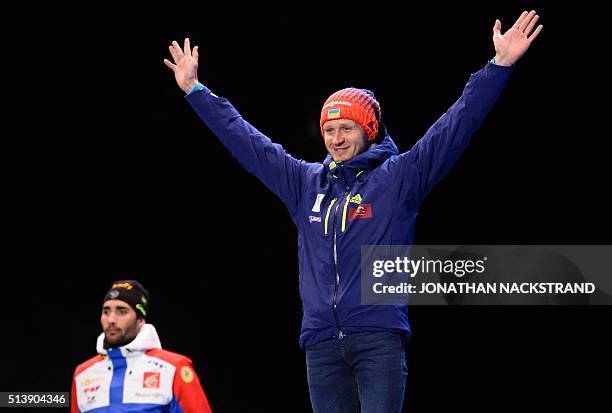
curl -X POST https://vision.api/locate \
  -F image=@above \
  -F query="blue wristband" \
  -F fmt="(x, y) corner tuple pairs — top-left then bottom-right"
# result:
(188, 83), (204, 95)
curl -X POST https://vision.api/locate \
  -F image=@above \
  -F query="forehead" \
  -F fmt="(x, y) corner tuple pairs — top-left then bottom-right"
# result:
(102, 299), (133, 311)
(323, 119), (359, 128)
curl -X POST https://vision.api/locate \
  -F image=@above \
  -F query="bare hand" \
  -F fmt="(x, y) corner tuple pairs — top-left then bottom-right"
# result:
(163, 38), (200, 94)
(493, 10), (543, 66)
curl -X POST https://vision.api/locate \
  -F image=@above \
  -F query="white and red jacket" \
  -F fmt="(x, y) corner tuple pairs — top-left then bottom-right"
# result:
(71, 324), (212, 412)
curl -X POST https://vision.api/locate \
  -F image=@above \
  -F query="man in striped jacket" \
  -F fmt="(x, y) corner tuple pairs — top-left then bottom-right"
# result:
(71, 280), (213, 412)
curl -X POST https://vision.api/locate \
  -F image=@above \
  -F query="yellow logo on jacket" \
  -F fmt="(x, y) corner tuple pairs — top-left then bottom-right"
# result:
(180, 366), (194, 383)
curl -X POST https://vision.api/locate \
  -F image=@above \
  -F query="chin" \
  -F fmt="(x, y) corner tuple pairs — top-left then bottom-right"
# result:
(332, 153), (351, 162)
(105, 335), (121, 345)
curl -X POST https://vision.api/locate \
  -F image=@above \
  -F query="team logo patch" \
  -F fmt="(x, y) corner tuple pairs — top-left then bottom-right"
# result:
(180, 366), (194, 383)
(143, 372), (160, 389)
(348, 204), (373, 220)
(327, 108), (340, 119)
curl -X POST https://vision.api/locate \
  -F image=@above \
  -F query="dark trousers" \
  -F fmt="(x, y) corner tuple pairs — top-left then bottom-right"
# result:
(306, 331), (408, 413)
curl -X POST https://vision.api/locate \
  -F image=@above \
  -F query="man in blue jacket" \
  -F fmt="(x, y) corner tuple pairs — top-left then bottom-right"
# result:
(164, 10), (542, 413)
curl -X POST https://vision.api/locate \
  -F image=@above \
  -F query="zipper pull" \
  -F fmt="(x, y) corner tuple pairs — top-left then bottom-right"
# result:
(338, 331), (345, 340)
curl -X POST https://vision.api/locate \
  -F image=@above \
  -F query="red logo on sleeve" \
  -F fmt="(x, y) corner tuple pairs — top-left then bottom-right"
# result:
(348, 204), (372, 221)
(143, 372), (160, 389)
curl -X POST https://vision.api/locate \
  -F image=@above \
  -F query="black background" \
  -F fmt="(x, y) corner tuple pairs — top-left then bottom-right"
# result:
(4, 1), (612, 412)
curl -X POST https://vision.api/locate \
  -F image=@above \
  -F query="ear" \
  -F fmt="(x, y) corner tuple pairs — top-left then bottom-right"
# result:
(137, 318), (146, 329)
(374, 121), (387, 143)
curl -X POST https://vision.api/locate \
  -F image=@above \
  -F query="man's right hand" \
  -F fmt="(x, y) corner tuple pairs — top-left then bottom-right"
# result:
(163, 38), (200, 94)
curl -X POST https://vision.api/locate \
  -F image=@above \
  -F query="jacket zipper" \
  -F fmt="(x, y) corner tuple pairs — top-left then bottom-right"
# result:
(332, 187), (350, 340)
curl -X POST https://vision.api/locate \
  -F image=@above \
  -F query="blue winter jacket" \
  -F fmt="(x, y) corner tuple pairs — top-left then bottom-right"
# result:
(186, 62), (513, 349)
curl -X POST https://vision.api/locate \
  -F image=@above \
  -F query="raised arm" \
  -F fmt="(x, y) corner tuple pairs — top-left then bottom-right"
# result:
(396, 11), (543, 204)
(163, 38), (307, 216)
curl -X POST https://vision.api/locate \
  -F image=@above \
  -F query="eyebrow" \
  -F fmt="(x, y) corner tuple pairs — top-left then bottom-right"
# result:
(102, 305), (130, 311)
(327, 122), (354, 127)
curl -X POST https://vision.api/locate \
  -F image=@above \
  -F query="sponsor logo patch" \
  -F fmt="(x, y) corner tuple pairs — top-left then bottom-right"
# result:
(84, 385), (100, 394)
(323, 100), (352, 109)
(349, 194), (362, 204)
(80, 376), (104, 387)
(309, 215), (322, 223)
(111, 282), (133, 290)
(348, 204), (373, 221)
(143, 372), (160, 389)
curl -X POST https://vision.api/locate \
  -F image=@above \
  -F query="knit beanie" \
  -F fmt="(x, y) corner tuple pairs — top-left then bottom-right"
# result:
(103, 280), (149, 319)
(320, 88), (381, 142)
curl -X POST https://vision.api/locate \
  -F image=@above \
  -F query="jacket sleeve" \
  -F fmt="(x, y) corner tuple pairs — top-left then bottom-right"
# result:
(186, 87), (304, 216)
(169, 360), (213, 413)
(70, 371), (80, 413)
(396, 62), (514, 204)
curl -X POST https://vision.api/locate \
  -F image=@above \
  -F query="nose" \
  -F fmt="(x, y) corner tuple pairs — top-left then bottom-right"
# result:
(330, 131), (345, 146)
(106, 312), (117, 324)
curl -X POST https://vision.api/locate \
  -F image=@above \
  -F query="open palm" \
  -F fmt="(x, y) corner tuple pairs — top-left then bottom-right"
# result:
(493, 10), (543, 66)
(164, 38), (200, 94)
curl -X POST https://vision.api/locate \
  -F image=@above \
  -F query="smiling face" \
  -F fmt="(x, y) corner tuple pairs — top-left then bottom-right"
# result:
(101, 300), (144, 348)
(323, 119), (369, 162)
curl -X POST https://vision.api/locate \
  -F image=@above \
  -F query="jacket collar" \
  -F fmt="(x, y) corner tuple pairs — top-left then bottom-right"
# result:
(96, 323), (162, 359)
(322, 130), (398, 186)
